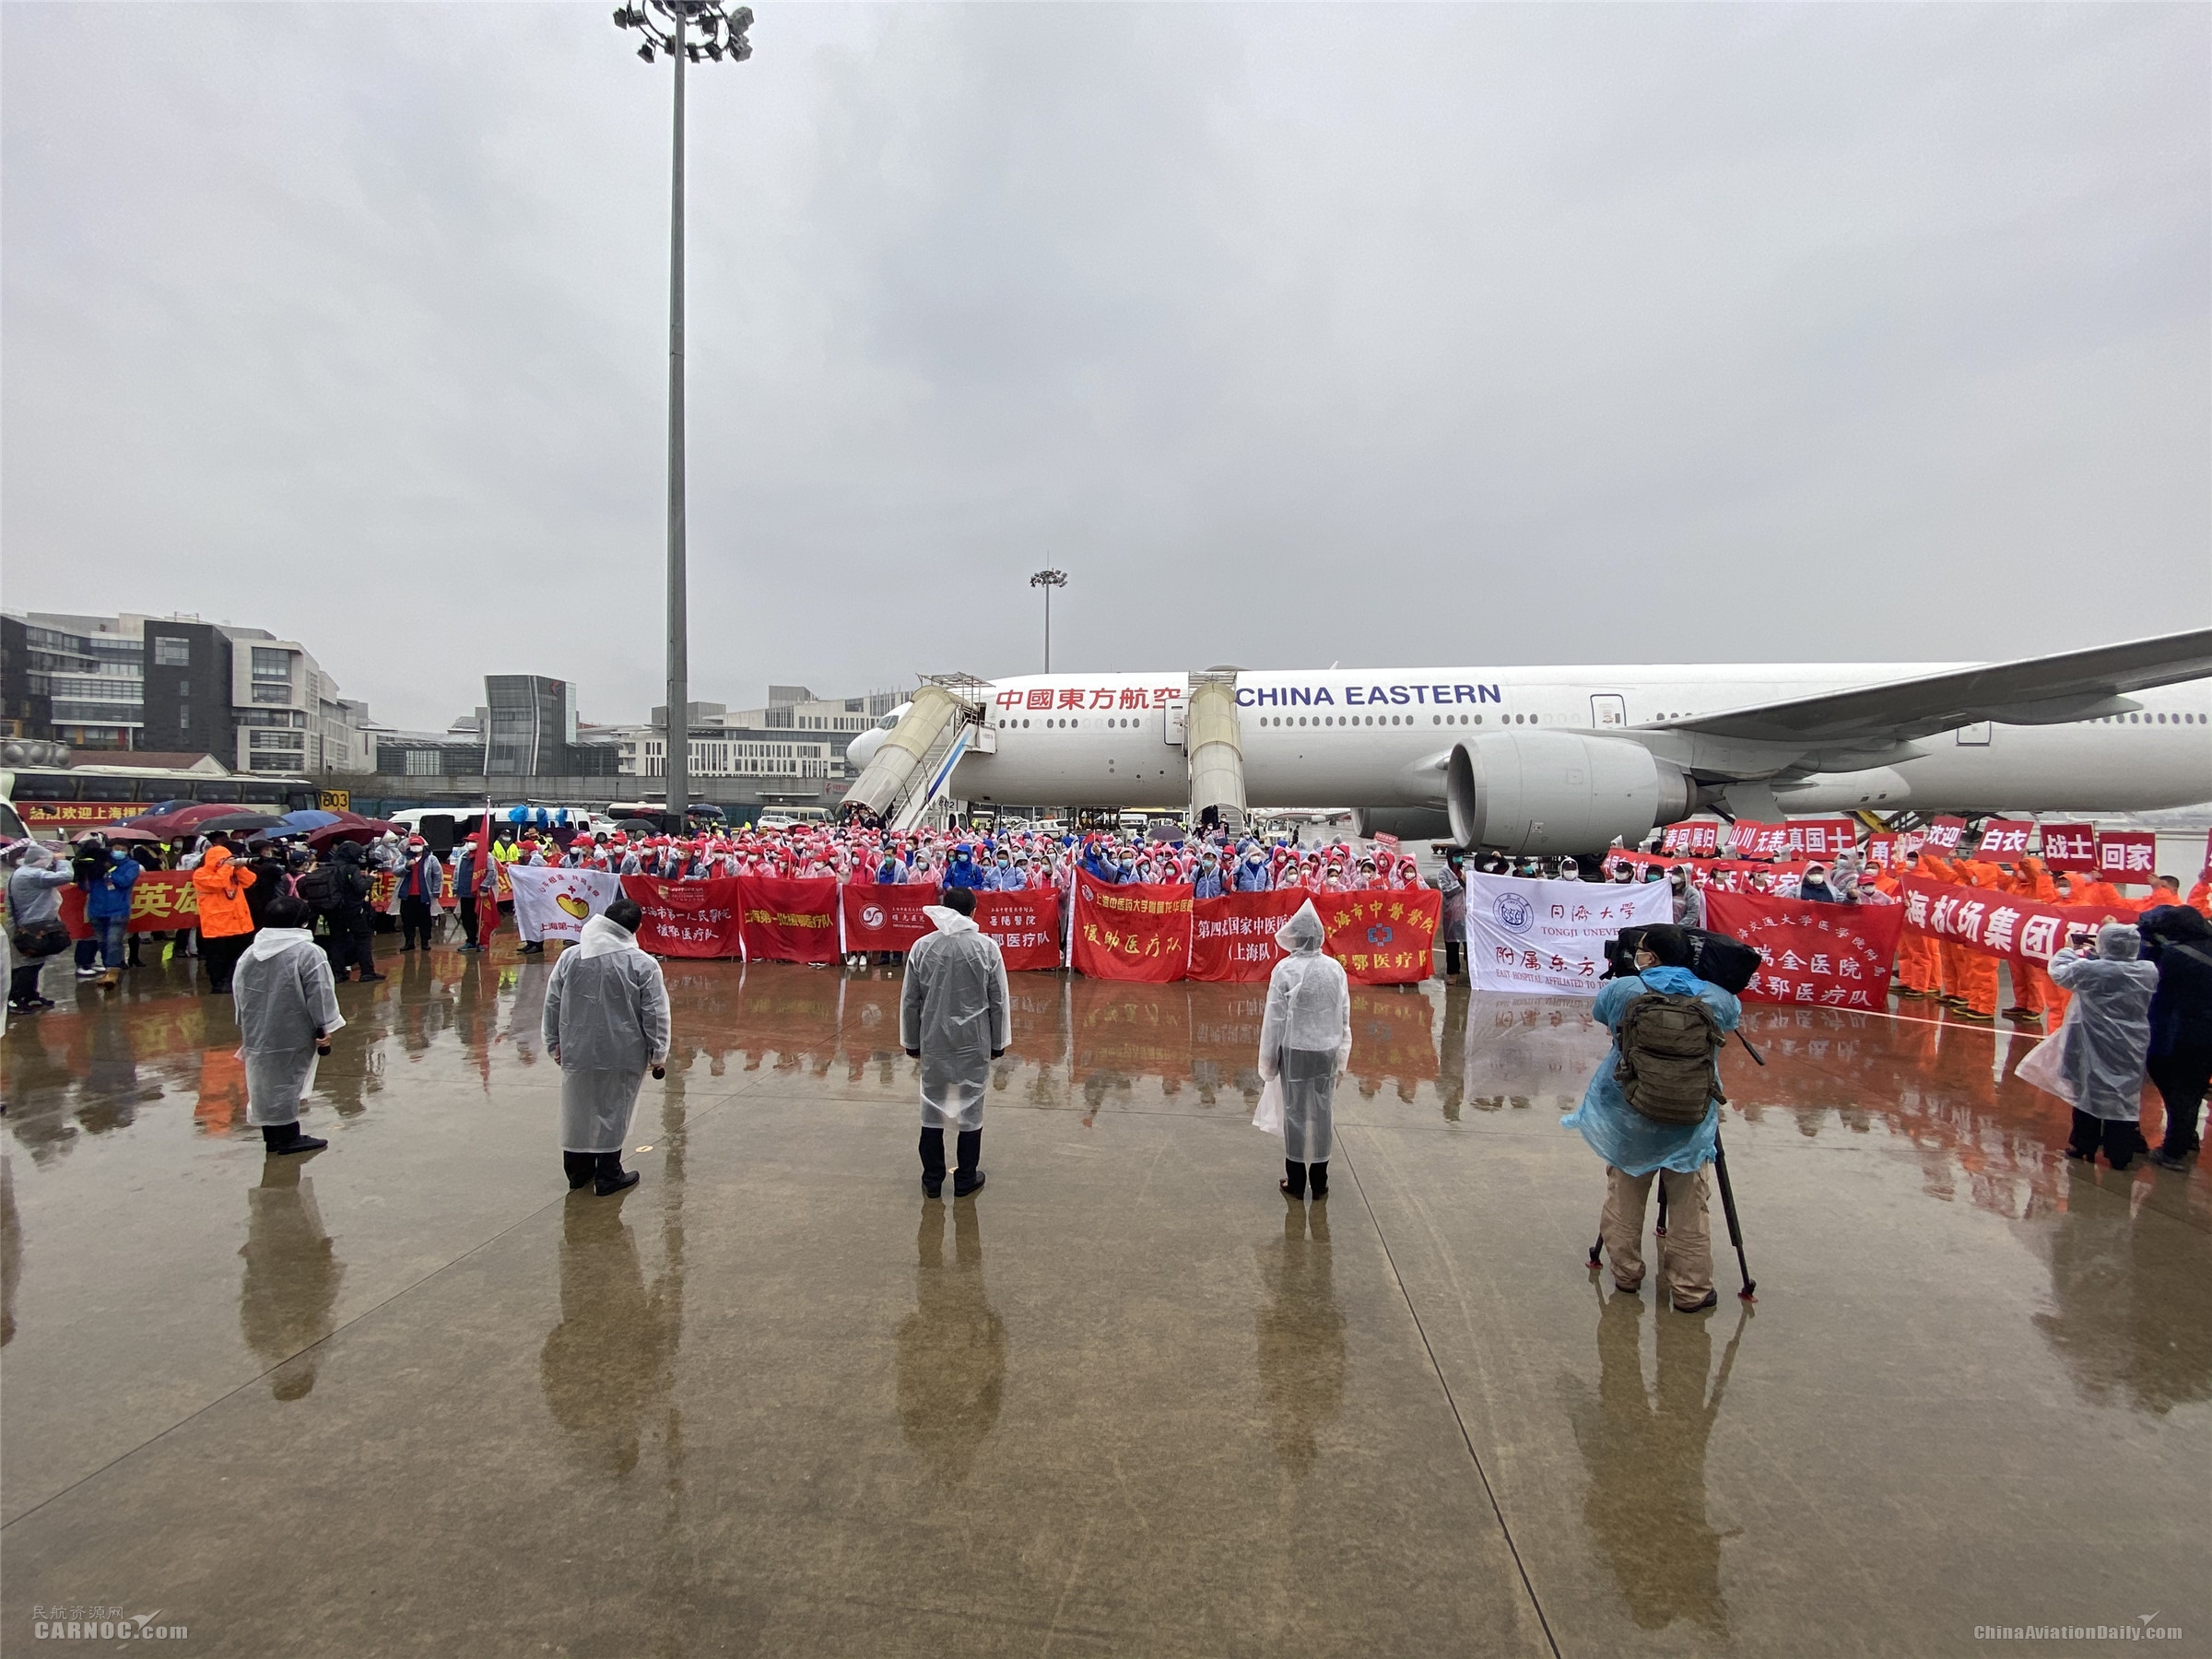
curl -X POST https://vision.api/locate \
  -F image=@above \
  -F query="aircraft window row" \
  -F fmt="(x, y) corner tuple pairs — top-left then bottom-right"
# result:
(2093, 712), (2202, 724)
(1255, 712), (1488, 729)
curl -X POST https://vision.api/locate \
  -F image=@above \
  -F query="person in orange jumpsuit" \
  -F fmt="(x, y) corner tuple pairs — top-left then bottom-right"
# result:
(1893, 852), (1942, 999)
(2187, 864), (2210, 918)
(1918, 853), (1977, 1009)
(1947, 857), (2004, 1020)
(2004, 856), (2064, 1022)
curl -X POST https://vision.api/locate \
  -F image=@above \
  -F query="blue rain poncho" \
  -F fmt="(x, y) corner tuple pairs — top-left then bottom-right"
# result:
(233, 927), (347, 1127)
(544, 915), (671, 1154)
(1562, 966), (1740, 1176)
(1258, 902), (1351, 1162)
(900, 906), (1011, 1131)
(2048, 931), (2159, 1121)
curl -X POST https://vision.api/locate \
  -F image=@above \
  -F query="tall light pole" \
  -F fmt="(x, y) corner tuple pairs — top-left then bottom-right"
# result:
(1030, 569), (1068, 673)
(613, 1), (752, 825)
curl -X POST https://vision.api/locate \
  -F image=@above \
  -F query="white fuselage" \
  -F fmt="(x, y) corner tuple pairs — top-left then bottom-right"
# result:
(946, 665), (2212, 813)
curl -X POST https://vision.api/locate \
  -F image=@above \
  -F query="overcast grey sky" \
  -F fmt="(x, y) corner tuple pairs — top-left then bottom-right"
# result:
(5, 3), (2206, 731)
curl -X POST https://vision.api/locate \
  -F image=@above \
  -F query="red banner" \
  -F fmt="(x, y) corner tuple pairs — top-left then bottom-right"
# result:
(1187, 890), (1306, 982)
(621, 875), (745, 959)
(1314, 889), (1442, 984)
(59, 870), (199, 937)
(1922, 816), (1967, 854)
(1971, 819), (2035, 862)
(1660, 821), (1722, 857)
(1865, 833), (1900, 869)
(2039, 823), (2098, 871)
(841, 882), (943, 954)
(1727, 818), (1857, 861)
(1703, 890), (1904, 1010)
(1069, 879), (1194, 982)
(1898, 874), (2132, 970)
(736, 875), (841, 965)
(975, 890), (1063, 971)
(2096, 830), (2158, 884)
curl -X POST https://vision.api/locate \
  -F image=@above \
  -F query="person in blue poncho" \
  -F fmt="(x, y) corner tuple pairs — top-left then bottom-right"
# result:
(943, 844), (989, 891)
(1563, 924), (1739, 1312)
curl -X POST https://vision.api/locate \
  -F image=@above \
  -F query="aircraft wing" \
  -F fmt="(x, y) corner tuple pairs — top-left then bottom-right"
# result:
(1648, 628), (2212, 747)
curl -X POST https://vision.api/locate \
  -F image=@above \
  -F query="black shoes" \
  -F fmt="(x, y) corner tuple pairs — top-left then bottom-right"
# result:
(922, 1177), (943, 1199)
(1676, 1290), (1719, 1312)
(593, 1153), (639, 1196)
(356, 971), (386, 982)
(261, 1123), (328, 1156)
(953, 1171), (985, 1198)
(563, 1152), (596, 1191)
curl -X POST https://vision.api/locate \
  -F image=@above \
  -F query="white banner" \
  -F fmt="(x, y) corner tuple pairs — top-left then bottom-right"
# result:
(505, 864), (622, 945)
(1462, 873), (1672, 996)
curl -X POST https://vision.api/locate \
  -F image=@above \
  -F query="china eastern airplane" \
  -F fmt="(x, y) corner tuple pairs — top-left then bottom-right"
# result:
(844, 629), (2212, 854)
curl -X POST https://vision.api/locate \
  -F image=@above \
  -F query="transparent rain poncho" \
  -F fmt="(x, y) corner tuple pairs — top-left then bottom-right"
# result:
(900, 906), (1011, 1132)
(1258, 901), (1352, 1163)
(543, 916), (671, 1154)
(2049, 927), (2159, 1121)
(233, 927), (347, 1126)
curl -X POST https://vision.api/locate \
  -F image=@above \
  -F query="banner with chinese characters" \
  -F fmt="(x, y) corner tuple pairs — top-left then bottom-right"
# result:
(1865, 834), (1901, 869)
(841, 882), (943, 955)
(1921, 817), (1968, 854)
(735, 875), (841, 965)
(992, 680), (1187, 720)
(1070, 879), (1195, 982)
(505, 864), (622, 946)
(57, 870), (199, 937)
(19, 801), (143, 830)
(975, 890), (1064, 971)
(1186, 890), (1307, 982)
(1969, 819), (2035, 863)
(2037, 823), (2098, 871)
(2095, 830), (2158, 885)
(1726, 818), (1858, 861)
(1659, 821), (1722, 857)
(1702, 890), (1904, 1010)
(621, 876), (745, 959)
(1460, 874), (1669, 996)
(1315, 889), (1444, 985)
(1897, 875), (2129, 970)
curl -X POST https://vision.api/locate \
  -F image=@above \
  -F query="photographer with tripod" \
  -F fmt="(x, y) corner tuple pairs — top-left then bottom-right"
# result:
(1565, 924), (1741, 1312)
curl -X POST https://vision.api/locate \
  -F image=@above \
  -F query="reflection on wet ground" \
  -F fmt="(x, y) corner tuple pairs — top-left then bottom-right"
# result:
(2, 946), (2206, 1655)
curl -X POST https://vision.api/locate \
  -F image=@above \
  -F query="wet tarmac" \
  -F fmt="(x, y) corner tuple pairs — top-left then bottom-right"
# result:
(2, 941), (2206, 1655)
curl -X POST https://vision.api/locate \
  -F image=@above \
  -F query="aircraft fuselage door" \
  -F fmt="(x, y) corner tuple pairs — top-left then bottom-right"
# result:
(1956, 723), (1993, 747)
(1591, 694), (1628, 729)
(1164, 700), (1187, 746)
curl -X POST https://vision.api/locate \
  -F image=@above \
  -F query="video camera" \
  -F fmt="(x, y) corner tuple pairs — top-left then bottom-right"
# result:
(1601, 924), (1761, 995)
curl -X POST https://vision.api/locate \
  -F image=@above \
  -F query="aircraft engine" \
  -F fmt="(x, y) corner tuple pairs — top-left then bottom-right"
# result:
(1350, 806), (1454, 842)
(1445, 731), (1695, 854)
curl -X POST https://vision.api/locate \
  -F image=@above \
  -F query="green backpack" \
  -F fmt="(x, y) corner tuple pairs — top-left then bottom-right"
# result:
(1613, 991), (1727, 1126)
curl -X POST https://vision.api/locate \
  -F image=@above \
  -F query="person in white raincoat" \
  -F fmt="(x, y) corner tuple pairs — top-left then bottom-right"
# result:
(544, 899), (670, 1197)
(1259, 900), (1352, 1200)
(2050, 922), (2160, 1170)
(900, 886), (1009, 1199)
(233, 895), (343, 1155)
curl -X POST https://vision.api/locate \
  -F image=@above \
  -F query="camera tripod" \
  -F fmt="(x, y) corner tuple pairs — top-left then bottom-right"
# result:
(1586, 1029), (1760, 1301)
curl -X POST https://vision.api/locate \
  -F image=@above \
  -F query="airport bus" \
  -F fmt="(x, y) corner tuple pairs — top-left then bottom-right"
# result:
(0, 762), (324, 838)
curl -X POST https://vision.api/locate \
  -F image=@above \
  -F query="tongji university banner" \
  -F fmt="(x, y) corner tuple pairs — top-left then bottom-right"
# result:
(1315, 889), (1443, 985)
(1070, 879), (1194, 982)
(506, 864), (622, 945)
(737, 875), (841, 965)
(1463, 873), (1670, 996)
(841, 882), (943, 954)
(1702, 891), (1903, 1009)
(1898, 875), (2126, 971)
(975, 890), (1064, 971)
(1187, 890), (1307, 982)
(622, 876), (744, 959)
(58, 870), (199, 938)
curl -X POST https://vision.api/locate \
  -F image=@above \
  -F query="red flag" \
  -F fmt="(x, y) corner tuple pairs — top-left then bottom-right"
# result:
(476, 807), (500, 944)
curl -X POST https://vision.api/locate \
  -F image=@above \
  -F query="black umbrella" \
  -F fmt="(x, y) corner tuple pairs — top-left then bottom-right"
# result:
(190, 811), (287, 836)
